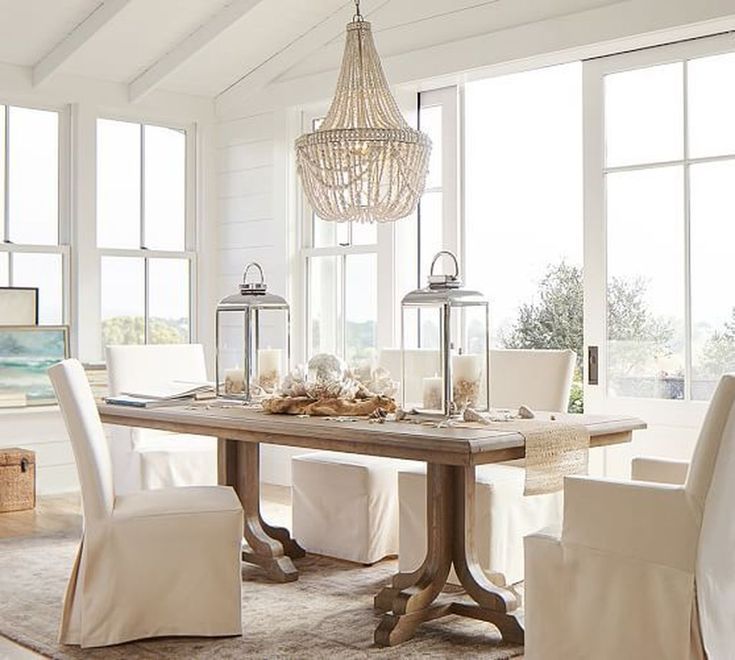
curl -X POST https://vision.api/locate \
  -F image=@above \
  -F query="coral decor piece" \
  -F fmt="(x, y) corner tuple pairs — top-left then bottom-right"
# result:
(265, 353), (397, 417)
(261, 395), (396, 417)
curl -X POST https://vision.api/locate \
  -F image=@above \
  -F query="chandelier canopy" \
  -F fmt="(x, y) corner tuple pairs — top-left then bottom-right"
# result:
(295, 1), (432, 224)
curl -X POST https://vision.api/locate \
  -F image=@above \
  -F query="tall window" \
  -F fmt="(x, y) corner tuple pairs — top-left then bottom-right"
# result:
(97, 119), (193, 347)
(302, 117), (378, 368)
(403, 88), (458, 349)
(599, 48), (735, 401)
(463, 65), (584, 412)
(0, 105), (66, 324)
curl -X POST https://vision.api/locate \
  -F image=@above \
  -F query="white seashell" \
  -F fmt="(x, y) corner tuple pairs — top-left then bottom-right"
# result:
(463, 407), (491, 425)
(518, 405), (535, 419)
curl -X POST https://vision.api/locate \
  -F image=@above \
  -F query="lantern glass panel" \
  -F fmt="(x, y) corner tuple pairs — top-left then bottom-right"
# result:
(401, 305), (445, 412)
(217, 309), (247, 398)
(252, 308), (289, 394)
(216, 306), (289, 401)
(452, 305), (489, 412)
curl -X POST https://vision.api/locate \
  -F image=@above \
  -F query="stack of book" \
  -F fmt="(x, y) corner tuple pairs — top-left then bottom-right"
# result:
(104, 381), (216, 408)
(83, 363), (109, 400)
(0, 392), (27, 409)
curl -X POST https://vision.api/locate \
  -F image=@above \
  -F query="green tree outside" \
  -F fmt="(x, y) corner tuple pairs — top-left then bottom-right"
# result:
(501, 262), (674, 412)
(101, 317), (188, 346)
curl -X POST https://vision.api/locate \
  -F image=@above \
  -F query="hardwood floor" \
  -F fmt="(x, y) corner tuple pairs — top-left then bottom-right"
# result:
(0, 485), (293, 659)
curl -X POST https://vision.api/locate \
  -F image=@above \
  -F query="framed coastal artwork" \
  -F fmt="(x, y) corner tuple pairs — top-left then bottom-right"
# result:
(0, 326), (69, 407)
(0, 287), (39, 326)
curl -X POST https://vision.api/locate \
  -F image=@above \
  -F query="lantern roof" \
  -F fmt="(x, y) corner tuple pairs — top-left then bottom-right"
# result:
(402, 250), (487, 307)
(217, 262), (289, 311)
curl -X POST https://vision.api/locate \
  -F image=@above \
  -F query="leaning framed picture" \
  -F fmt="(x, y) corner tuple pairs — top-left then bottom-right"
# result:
(0, 326), (69, 407)
(0, 287), (39, 326)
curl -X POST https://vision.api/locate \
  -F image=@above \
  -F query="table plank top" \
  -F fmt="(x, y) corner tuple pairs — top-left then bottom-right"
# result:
(98, 402), (646, 466)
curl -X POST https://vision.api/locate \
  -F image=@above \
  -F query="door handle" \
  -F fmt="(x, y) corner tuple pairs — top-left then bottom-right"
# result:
(588, 346), (599, 385)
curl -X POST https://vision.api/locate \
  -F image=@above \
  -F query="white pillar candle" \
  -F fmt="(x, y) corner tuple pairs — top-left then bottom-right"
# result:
(257, 348), (282, 392)
(422, 375), (443, 410)
(452, 353), (483, 409)
(224, 367), (245, 395)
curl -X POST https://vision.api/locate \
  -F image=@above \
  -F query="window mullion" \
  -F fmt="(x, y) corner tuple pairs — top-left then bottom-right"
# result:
(683, 59), (693, 402)
(3, 106), (8, 243)
(144, 257), (150, 344)
(140, 124), (145, 250)
(340, 253), (346, 360)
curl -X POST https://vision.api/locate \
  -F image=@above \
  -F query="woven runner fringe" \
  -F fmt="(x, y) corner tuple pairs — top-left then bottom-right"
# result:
(482, 420), (590, 495)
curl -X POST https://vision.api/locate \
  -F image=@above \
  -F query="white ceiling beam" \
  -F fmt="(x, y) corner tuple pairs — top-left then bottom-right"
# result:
(128, 0), (266, 103)
(32, 0), (133, 87)
(215, 0), (392, 115)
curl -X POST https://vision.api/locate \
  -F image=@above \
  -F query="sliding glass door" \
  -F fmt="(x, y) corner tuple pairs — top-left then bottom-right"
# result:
(583, 34), (735, 432)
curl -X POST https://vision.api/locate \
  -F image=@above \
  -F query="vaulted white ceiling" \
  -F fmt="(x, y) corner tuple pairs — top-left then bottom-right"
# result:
(0, 0), (717, 106)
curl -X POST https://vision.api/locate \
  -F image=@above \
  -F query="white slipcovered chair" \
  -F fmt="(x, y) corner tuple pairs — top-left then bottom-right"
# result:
(292, 348), (574, 569)
(106, 344), (217, 493)
(49, 359), (243, 648)
(291, 349), (435, 564)
(524, 373), (735, 660)
(398, 348), (576, 586)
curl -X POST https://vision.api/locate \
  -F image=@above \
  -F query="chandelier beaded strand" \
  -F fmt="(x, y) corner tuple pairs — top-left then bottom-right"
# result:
(295, 0), (432, 223)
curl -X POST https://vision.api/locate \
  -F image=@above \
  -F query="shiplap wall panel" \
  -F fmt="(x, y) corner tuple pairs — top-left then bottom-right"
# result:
(0, 409), (79, 495)
(219, 139), (274, 172)
(220, 166), (273, 198)
(216, 109), (308, 485)
(220, 193), (273, 222)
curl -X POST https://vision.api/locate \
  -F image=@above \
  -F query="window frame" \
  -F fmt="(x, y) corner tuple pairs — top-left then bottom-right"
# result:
(97, 116), (197, 346)
(296, 108), (397, 366)
(582, 33), (735, 424)
(0, 101), (71, 325)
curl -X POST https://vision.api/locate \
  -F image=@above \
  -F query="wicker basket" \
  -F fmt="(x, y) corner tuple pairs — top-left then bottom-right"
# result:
(0, 448), (36, 513)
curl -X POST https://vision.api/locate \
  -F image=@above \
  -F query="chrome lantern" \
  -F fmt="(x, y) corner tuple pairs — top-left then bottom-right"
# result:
(400, 251), (490, 417)
(215, 263), (290, 402)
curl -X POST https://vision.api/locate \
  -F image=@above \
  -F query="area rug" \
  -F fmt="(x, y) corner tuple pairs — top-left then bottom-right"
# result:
(0, 530), (524, 659)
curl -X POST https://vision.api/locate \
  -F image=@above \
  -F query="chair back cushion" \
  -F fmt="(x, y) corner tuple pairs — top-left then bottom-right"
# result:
(690, 374), (735, 655)
(489, 349), (576, 412)
(49, 359), (114, 520)
(105, 344), (208, 396)
(379, 349), (440, 406)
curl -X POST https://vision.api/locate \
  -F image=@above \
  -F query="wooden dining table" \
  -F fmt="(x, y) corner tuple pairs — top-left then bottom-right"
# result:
(98, 401), (645, 647)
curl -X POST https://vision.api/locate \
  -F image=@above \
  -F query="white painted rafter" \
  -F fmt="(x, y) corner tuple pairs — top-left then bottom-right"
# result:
(129, 0), (266, 102)
(215, 0), (392, 115)
(32, 0), (133, 87)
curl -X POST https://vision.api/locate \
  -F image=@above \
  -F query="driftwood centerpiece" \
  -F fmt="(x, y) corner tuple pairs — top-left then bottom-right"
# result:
(262, 353), (398, 417)
(262, 395), (396, 417)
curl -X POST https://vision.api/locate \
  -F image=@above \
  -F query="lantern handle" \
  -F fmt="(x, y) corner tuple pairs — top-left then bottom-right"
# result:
(242, 262), (265, 286)
(240, 262), (267, 295)
(429, 250), (460, 279)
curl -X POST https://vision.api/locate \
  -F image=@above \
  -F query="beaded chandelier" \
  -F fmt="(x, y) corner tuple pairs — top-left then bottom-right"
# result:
(295, 0), (432, 223)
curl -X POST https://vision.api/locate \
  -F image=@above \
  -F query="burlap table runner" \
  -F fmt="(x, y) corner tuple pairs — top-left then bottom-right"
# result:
(462, 419), (590, 495)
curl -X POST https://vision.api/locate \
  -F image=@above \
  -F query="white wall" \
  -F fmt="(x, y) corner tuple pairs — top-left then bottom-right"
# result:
(215, 0), (735, 485)
(216, 109), (310, 485)
(0, 408), (79, 495)
(0, 67), (218, 494)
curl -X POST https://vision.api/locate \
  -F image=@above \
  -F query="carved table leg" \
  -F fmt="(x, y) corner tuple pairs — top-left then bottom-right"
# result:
(374, 462), (524, 647)
(453, 464), (524, 644)
(218, 438), (304, 582)
(375, 464), (454, 645)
